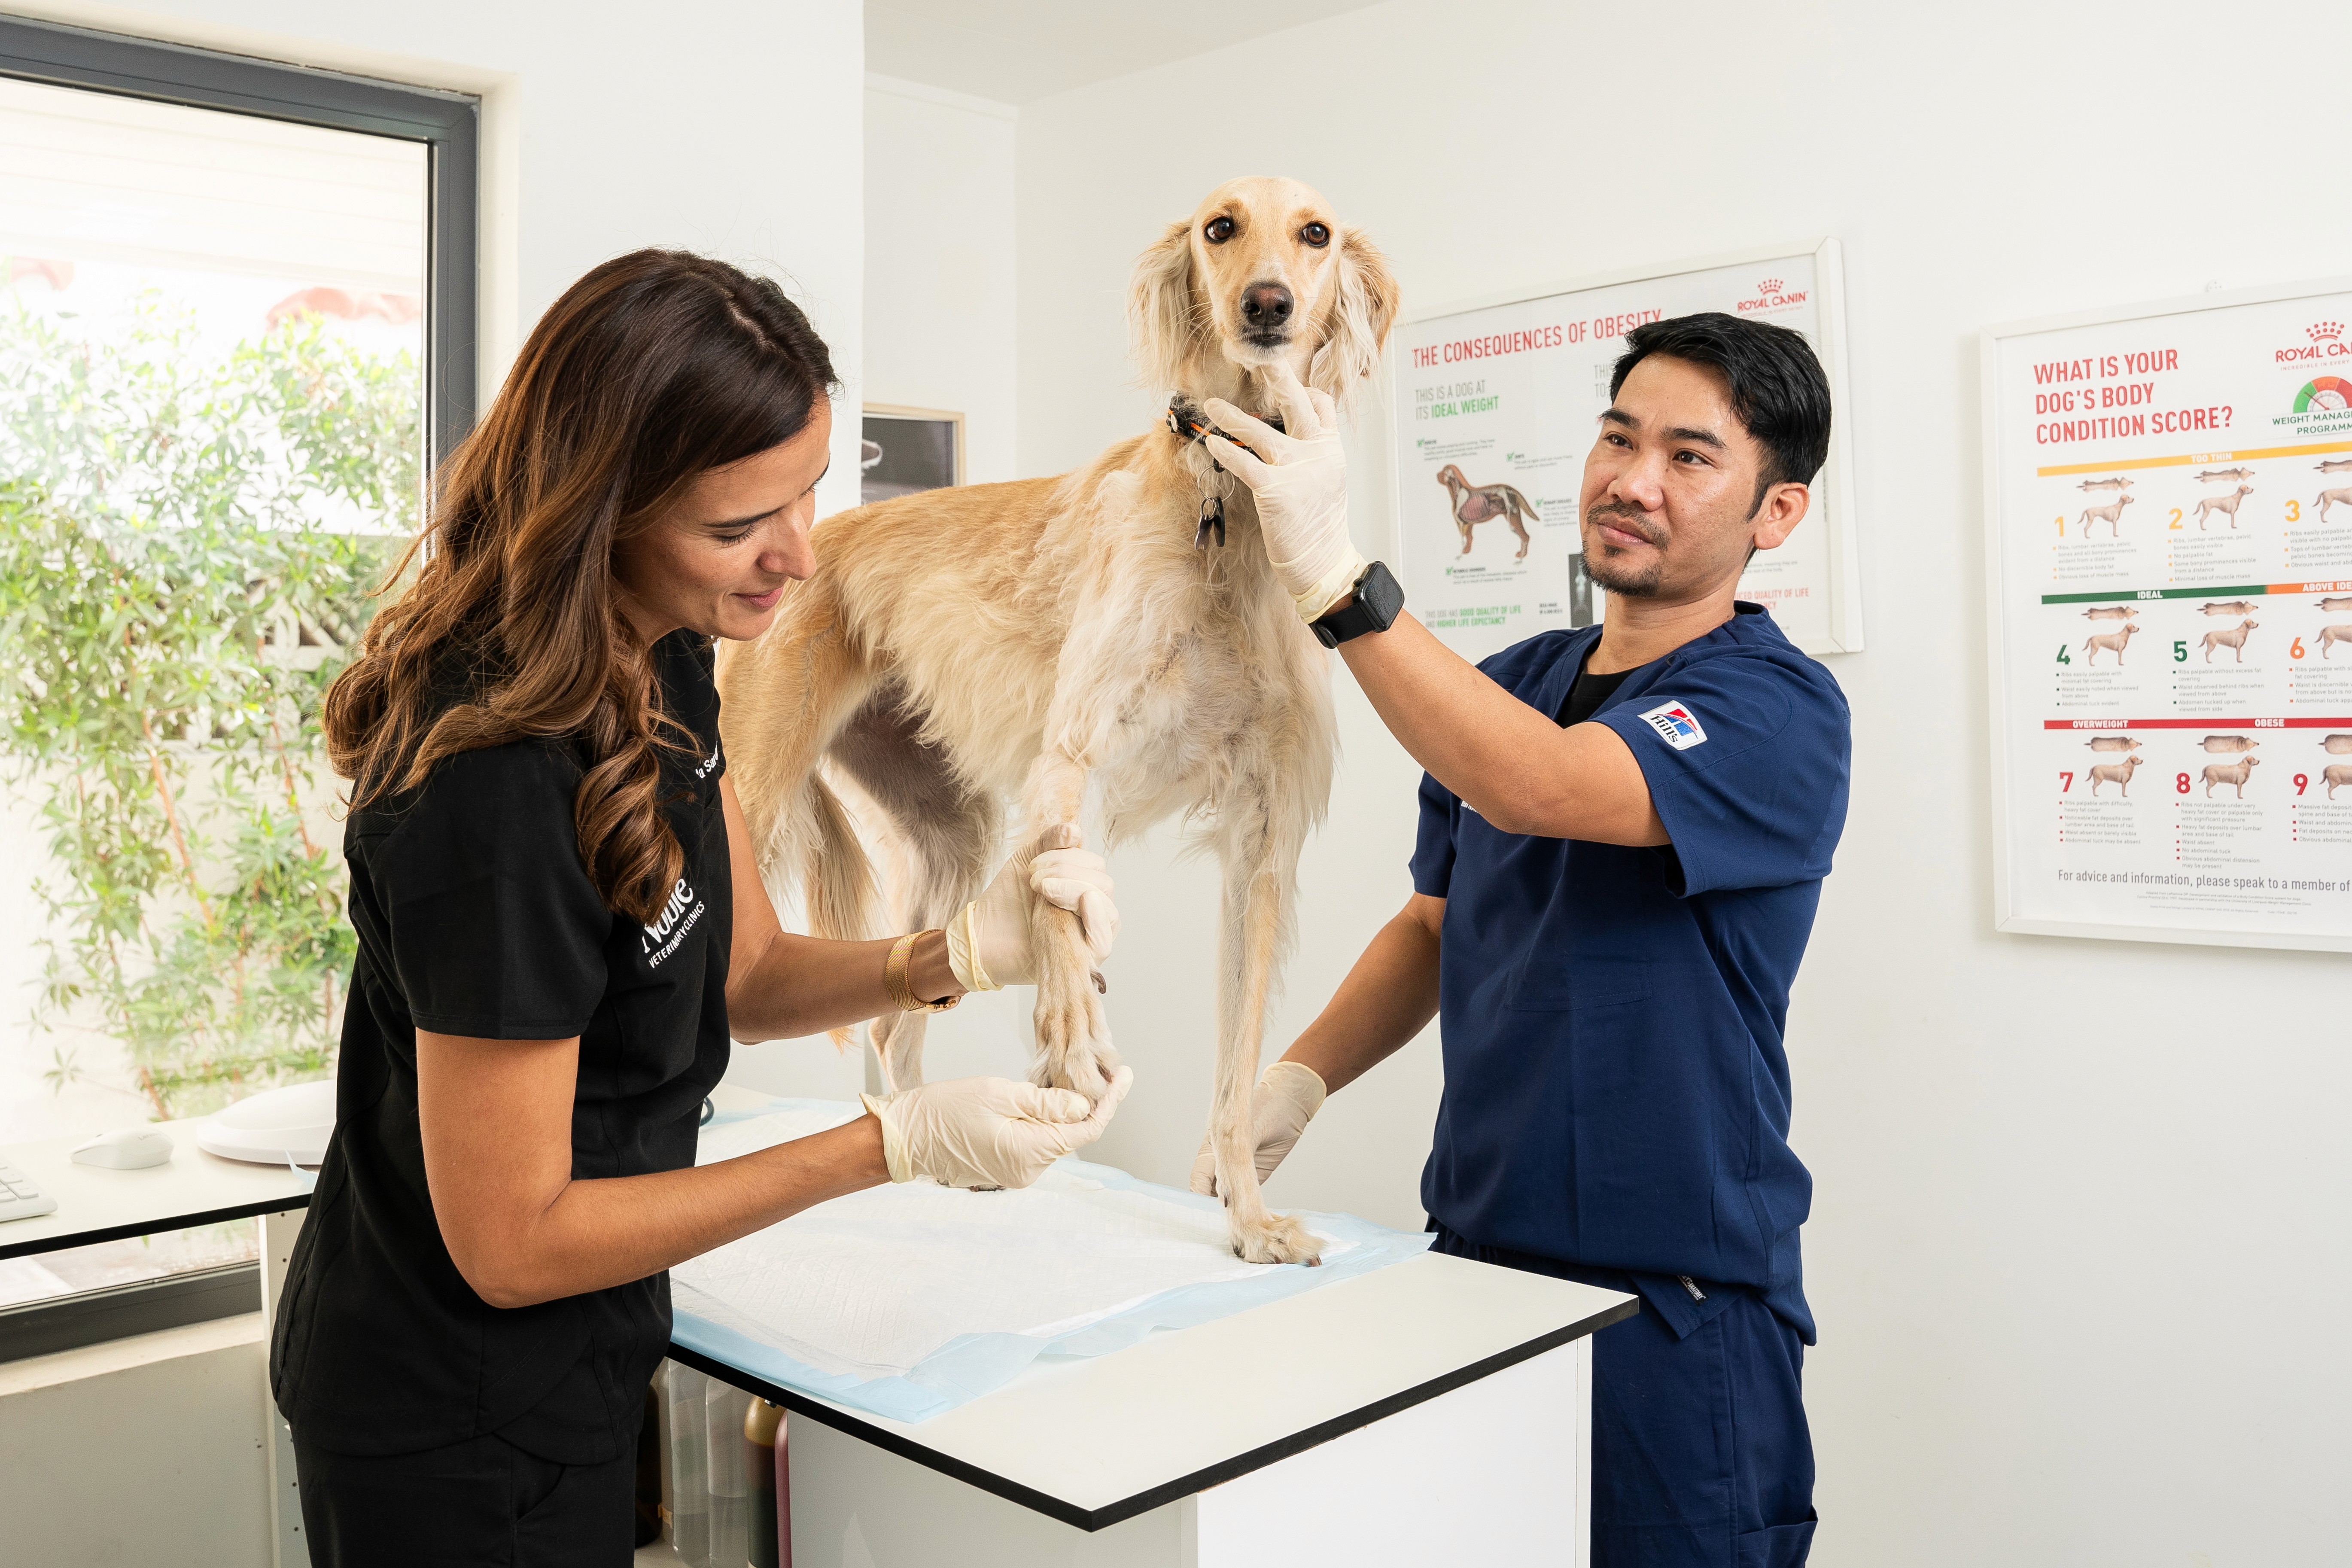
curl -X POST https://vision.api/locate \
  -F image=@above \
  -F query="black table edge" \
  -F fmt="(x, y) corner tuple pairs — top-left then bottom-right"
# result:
(0, 1192), (312, 1262)
(675, 1292), (1640, 1533)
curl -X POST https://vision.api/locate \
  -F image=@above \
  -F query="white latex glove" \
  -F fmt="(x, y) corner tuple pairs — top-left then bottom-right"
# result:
(1188, 1060), (1327, 1196)
(946, 825), (1119, 991)
(1202, 368), (1365, 622)
(861, 1066), (1134, 1189)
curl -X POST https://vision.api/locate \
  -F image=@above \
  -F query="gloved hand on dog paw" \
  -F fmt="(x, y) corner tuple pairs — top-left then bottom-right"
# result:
(947, 824), (1120, 992)
(1187, 1059), (1327, 1196)
(1203, 367), (1365, 623)
(862, 1066), (1133, 1189)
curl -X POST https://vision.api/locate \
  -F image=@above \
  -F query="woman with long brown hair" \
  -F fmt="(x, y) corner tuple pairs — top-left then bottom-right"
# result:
(271, 250), (1129, 1565)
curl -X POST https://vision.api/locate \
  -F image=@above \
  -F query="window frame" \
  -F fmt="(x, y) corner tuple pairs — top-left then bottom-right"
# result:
(0, 11), (479, 465)
(0, 14), (477, 1361)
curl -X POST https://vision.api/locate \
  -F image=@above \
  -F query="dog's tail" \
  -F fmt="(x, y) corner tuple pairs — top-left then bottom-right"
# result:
(788, 770), (882, 1050)
(1502, 484), (1541, 520)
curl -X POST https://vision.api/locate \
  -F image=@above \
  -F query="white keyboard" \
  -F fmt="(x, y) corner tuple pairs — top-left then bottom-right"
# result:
(0, 1163), (58, 1223)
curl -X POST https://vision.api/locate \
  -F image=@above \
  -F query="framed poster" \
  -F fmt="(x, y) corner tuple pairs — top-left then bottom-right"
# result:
(860, 404), (962, 505)
(1982, 275), (2352, 951)
(1387, 239), (1862, 661)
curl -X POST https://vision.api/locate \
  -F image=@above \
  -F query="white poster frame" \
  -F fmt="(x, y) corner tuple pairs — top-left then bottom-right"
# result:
(1980, 273), (2352, 953)
(1382, 237), (1864, 655)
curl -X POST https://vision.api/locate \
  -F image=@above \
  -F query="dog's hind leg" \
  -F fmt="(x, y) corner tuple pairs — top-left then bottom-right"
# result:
(1019, 750), (1118, 1102)
(834, 690), (1001, 1093)
(1206, 770), (1322, 1267)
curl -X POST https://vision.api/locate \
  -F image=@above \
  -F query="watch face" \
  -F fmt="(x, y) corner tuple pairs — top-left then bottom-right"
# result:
(1363, 562), (1405, 624)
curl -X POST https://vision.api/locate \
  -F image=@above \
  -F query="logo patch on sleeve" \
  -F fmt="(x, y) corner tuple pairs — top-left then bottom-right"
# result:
(1636, 700), (1707, 750)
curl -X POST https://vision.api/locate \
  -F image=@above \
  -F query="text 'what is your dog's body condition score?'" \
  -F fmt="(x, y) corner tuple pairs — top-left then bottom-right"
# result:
(1987, 277), (2352, 951)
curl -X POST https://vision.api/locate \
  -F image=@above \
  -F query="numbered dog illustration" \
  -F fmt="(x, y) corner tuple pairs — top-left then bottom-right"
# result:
(2319, 596), (2352, 613)
(2197, 600), (2258, 616)
(2076, 494), (2134, 536)
(2084, 734), (2142, 753)
(2081, 605), (2138, 623)
(2194, 467), (2256, 484)
(2200, 618), (2258, 662)
(2081, 623), (2139, 664)
(2327, 764), (2352, 799)
(2319, 624), (2352, 658)
(2199, 735), (2259, 753)
(2319, 487), (2352, 524)
(1433, 465), (1538, 559)
(2087, 755), (2142, 795)
(2318, 458), (2352, 475)
(2323, 734), (2352, 755)
(2191, 484), (2255, 530)
(2076, 475), (2133, 492)
(2201, 756), (2260, 797)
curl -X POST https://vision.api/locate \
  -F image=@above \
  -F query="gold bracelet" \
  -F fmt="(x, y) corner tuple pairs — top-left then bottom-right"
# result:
(884, 931), (960, 1013)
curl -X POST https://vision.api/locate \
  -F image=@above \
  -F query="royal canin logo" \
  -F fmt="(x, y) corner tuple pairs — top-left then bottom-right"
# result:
(1736, 277), (1807, 314)
(2278, 322), (2349, 365)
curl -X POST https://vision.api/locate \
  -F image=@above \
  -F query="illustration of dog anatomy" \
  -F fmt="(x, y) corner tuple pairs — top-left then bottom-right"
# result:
(2076, 494), (2134, 537)
(2080, 605), (2138, 623)
(2201, 756), (2260, 797)
(2191, 484), (2255, 530)
(2083, 735), (2141, 754)
(2201, 618), (2258, 662)
(2327, 764), (2352, 799)
(1433, 465), (1538, 559)
(2319, 596), (2352, 613)
(2087, 755), (2142, 795)
(2318, 457), (2352, 475)
(2082, 624), (2138, 665)
(2200, 736), (2259, 753)
(2323, 734), (2352, 755)
(2076, 475), (2134, 492)
(2197, 600), (2258, 617)
(2194, 467), (2257, 484)
(2319, 623), (2352, 659)
(2319, 487), (2352, 524)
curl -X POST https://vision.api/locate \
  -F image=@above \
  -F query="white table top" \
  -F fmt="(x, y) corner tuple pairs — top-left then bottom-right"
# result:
(680, 1240), (1636, 1530)
(0, 1116), (314, 1260)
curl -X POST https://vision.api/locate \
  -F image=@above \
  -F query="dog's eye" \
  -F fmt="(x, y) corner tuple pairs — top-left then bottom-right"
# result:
(1301, 222), (1330, 248)
(1204, 216), (1235, 244)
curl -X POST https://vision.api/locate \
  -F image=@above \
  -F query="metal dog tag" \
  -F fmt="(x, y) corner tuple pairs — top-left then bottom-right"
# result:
(1195, 496), (1226, 550)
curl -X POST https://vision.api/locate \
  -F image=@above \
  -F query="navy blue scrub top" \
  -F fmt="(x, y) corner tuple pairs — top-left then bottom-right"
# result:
(1412, 603), (1849, 1343)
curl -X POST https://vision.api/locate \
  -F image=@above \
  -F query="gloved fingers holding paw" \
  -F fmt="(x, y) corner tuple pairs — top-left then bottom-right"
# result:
(948, 825), (1120, 991)
(1188, 1059), (1328, 1197)
(862, 1066), (1134, 1190)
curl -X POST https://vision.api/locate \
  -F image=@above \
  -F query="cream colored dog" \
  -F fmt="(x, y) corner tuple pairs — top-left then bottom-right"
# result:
(717, 177), (1397, 1264)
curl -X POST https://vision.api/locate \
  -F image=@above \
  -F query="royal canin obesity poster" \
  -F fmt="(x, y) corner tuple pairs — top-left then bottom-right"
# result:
(1388, 241), (1862, 662)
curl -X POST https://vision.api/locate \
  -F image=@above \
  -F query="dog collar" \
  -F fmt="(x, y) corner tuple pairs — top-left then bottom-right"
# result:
(1165, 396), (1285, 551)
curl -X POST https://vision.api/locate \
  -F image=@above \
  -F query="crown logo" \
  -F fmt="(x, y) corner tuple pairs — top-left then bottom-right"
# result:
(1757, 278), (1784, 294)
(2311, 321), (2344, 341)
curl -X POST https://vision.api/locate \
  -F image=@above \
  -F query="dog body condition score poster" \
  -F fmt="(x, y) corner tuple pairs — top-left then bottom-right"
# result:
(1984, 276), (2352, 951)
(1388, 240), (1862, 662)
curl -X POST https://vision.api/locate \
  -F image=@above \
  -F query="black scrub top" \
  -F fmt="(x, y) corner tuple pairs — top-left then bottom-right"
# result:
(271, 631), (732, 1463)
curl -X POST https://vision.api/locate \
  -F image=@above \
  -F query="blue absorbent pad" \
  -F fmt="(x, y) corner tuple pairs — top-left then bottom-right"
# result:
(670, 1097), (1431, 1425)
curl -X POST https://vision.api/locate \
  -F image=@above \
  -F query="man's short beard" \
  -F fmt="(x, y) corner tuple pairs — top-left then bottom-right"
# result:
(1582, 505), (1664, 597)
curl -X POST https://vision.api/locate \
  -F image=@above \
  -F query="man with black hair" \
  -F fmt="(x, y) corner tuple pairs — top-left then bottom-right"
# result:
(1204, 312), (1846, 1567)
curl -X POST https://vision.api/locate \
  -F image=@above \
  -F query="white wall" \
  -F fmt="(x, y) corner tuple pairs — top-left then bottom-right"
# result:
(0, 1316), (271, 1566)
(1010, 3), (2352, 1564)
(864, 74), (1019, 484)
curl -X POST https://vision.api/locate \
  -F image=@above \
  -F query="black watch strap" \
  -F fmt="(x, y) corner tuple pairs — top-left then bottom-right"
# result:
(1310, 560), (1404, 649)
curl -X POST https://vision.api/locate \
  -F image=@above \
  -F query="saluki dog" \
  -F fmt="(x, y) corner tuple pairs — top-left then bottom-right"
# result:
(1434, 464), (1538, 557)
(717, 177), (1398, 1264)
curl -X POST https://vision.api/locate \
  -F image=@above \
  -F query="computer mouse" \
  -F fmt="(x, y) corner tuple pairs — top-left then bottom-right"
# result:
(71, 1128), (175, 1169)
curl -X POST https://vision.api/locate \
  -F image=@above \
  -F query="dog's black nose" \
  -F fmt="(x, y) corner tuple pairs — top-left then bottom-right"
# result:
(1241, 283), (1293, 330)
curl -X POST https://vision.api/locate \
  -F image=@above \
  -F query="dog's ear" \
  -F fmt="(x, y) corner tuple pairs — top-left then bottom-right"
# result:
(1311, 226), (1400, 418)
(1129, 219), (1205, 391)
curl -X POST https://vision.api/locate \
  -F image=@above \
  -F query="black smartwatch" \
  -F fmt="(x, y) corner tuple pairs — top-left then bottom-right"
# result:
(1309, 560), (1405, 649)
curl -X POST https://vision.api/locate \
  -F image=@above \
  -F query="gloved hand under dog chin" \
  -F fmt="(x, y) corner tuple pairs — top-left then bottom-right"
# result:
(1202, 367), (1365, 624)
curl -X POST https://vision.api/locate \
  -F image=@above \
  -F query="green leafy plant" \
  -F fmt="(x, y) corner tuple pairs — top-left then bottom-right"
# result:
(0, 288), (419, 1117)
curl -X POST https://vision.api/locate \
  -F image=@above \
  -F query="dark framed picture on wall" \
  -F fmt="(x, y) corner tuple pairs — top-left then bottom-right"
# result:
(861, 404), (963, 505)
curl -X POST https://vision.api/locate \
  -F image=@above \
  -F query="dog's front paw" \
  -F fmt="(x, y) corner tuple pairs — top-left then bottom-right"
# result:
(1229, 1211), (1323, 1267)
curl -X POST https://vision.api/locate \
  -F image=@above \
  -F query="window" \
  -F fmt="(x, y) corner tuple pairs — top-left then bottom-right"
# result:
(0, 16), (473, 1327)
